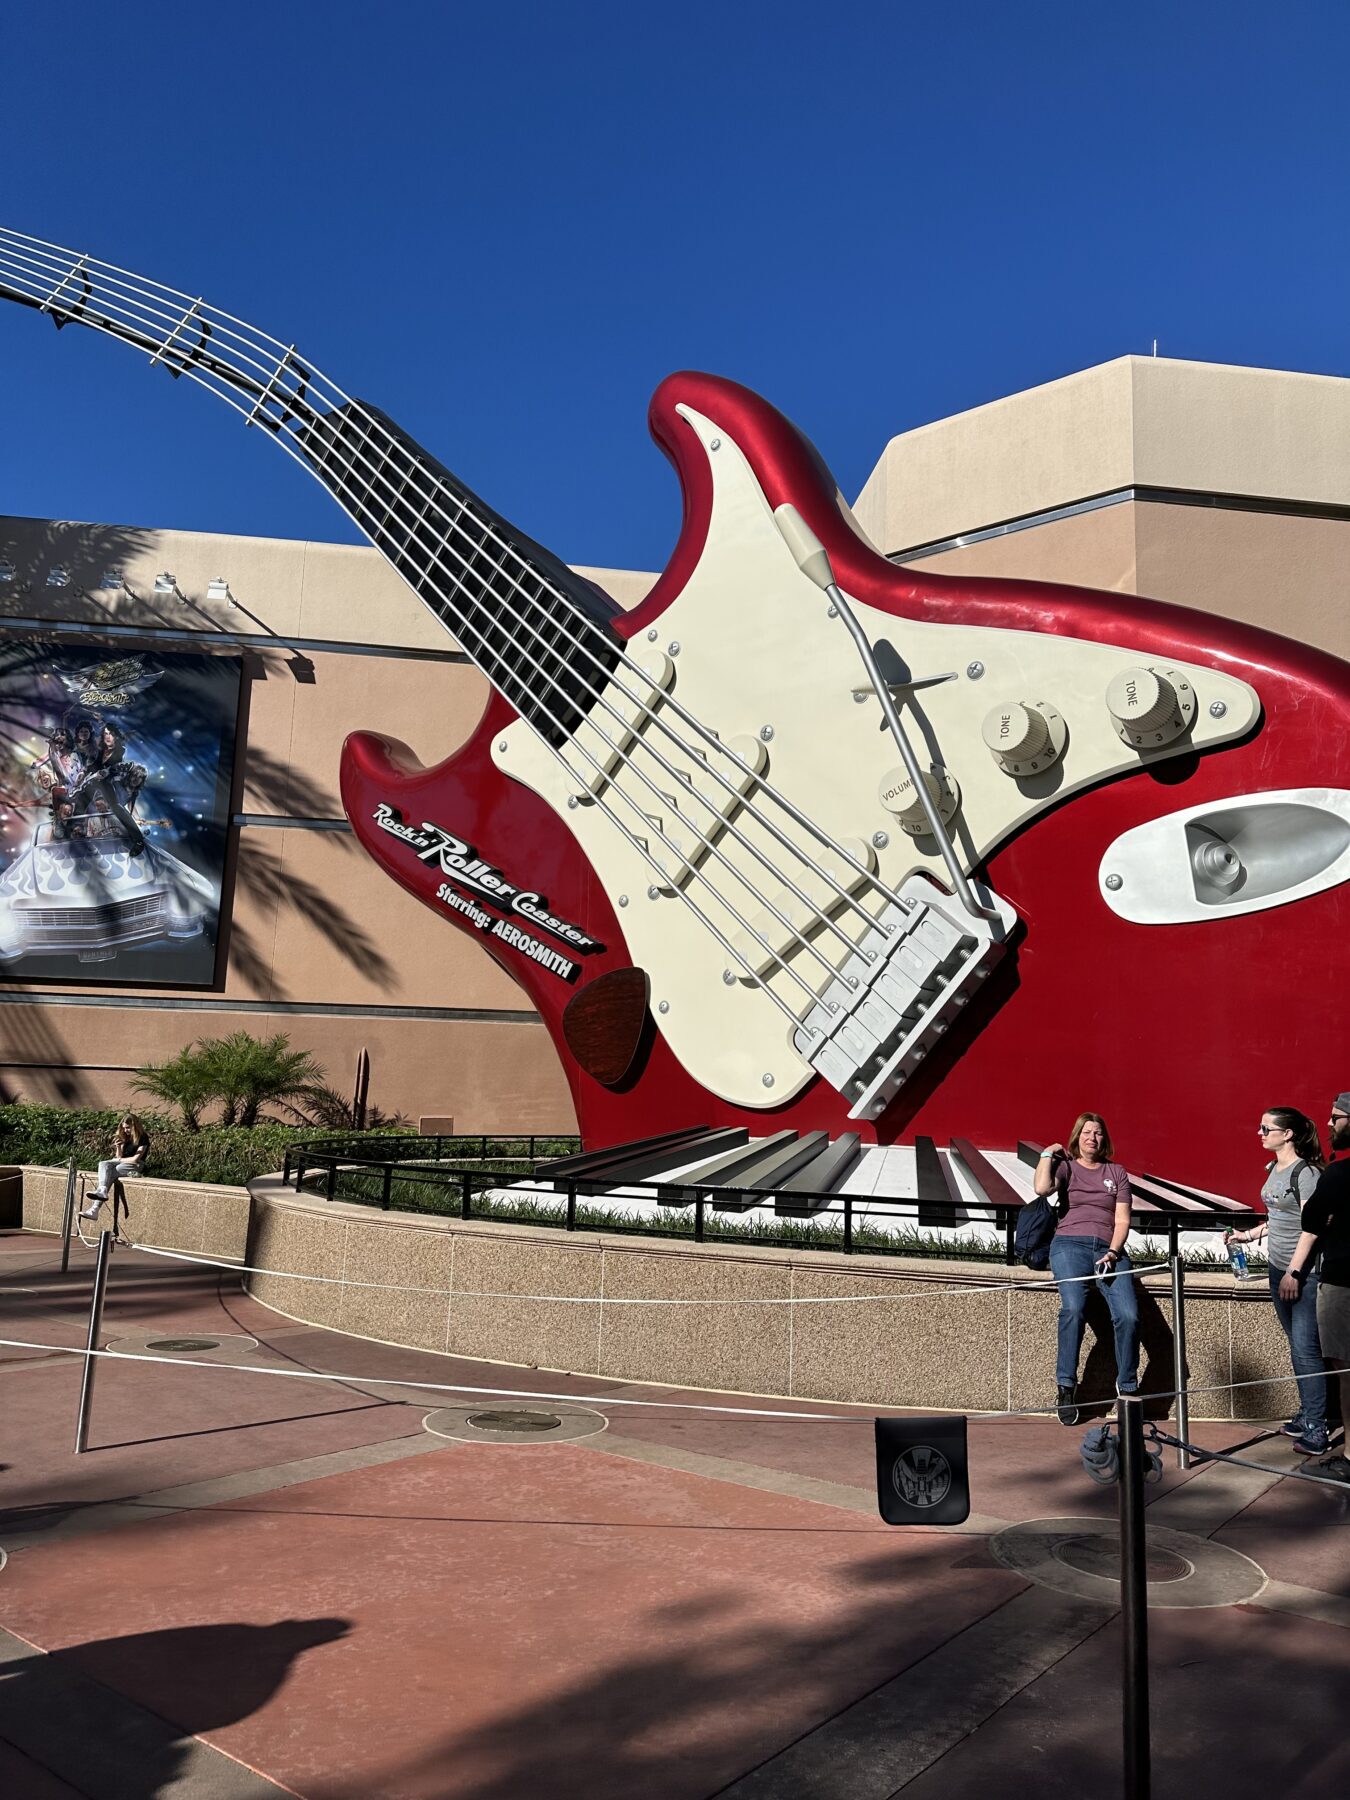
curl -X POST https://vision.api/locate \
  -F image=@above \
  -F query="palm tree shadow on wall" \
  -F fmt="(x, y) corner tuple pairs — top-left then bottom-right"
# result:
(221, 738), (394, 1000)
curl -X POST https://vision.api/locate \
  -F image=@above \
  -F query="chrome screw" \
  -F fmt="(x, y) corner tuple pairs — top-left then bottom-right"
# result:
(827, 603), (838, 618)
(657, 1000), (669, 1014)
(497, 739), (508, 751)
(1209, 700), (1227, 719)
(647, 628), (658, 642)
(761, 1072), (775, 1088)
(722, 969), (736, 986)
(710, 438), (721, 451)
(1105, 873), (1124, 891)
(966, 661), (985, 679)
(647, 885), (660, 899)
(872, 830), (889, 849)
(618, 895), (629, 907)
(668, 641), (681, 656)
(760, 725), (774, 742)
(853, 690), (868, 704)
(567, 796), (578, 809)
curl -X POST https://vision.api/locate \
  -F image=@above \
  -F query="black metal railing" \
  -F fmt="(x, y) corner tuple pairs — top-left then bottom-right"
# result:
(277, 1134), (1257, 1267)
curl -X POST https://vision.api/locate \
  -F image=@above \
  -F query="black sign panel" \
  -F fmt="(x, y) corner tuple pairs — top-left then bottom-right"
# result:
(874, 1416), (970, 1526)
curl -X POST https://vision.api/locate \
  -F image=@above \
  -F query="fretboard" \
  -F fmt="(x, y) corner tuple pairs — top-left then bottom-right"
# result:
(0, 227), (621, 748)
(298, 402), (620, 743)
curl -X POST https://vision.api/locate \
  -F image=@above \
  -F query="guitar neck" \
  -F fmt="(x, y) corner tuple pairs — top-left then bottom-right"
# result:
(0, 227), (618, 740)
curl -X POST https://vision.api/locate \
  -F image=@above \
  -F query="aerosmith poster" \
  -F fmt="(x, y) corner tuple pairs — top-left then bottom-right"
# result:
(0, 645), (240, 985)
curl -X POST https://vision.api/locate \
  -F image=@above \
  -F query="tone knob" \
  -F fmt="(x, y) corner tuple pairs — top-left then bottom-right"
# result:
(980, 700), (1065, 776)
(878, 765), (960, 836)
(1105, 666), (1197, 748)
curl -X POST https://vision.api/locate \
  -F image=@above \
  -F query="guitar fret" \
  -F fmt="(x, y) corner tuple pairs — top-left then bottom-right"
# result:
(247, 343), (296, 427)
(149, 298), (204, 370)
(40, 256), (90, 319)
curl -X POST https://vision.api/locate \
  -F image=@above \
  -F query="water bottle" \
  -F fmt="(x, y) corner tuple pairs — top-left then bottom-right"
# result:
(1228, 1239), (1249, 1281)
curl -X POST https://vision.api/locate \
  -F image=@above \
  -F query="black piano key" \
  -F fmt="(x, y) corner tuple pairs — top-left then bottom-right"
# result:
(574, 1128), (750, 1193)
(657, 1131), (800, 1205)
(775, 1134), (863, 1215)
(916, 1135), (966, 1228)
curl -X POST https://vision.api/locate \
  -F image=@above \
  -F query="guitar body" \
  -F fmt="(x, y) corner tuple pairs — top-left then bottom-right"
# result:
(343, 373), (1350, 1198)
(0, 229), (1340, 1201)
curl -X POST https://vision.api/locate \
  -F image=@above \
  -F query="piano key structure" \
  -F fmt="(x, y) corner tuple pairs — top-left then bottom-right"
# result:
(518, 1130), (1258, 1259)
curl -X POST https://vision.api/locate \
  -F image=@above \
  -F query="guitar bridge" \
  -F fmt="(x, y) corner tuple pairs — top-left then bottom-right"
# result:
(793, 874), (1017, 1120)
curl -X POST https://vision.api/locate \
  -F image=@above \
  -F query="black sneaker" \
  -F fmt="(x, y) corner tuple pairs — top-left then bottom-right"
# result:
(1312, 1455), (1350, 1485)
(1057, 1385), (1080, 1427)
(1281, 1414), (1306, 1438)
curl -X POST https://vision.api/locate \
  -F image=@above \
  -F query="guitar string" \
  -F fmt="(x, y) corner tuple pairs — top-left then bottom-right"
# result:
(285, 394), (863, 986)
(0, 243), (835, 1026)
(0, 229), (912, 934)
(0, 239), (895, 989)
(0, 247), (885, 1028)
(0, 237), (936, 1018)
(0, 230), (918, 956)
(284, 447), (836, 1015)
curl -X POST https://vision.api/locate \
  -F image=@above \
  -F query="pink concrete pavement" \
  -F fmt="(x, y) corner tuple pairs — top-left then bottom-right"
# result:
(3, 1229), (1348, 1800)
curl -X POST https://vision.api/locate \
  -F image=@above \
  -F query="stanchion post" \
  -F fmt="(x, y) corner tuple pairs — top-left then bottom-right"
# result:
(1169, 1225), (1190, 1470)
(59, 1152), (78, 1274)
(1118, 1393), (1152, 1800)
(565, 1183), (577, 1231)
(74, 1225), (114, 1454)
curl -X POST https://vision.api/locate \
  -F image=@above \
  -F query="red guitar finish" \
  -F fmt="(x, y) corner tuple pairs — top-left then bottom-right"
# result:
(342, 373), (1350, 1198)
(4, 233), (1336, 1201)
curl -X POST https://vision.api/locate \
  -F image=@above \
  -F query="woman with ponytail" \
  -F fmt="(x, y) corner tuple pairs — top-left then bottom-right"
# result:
(1228, 1107), (1332, 1455)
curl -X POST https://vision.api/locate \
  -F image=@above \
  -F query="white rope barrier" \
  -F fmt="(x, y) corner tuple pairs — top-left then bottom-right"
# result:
(126, 1239), (1172, 1302)
(0, 1334), (905, 1420)
(6, 1332), (1346, 1445)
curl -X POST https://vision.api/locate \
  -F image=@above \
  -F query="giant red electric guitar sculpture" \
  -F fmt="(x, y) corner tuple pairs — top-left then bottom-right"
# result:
(2, 227), (1347, 1198)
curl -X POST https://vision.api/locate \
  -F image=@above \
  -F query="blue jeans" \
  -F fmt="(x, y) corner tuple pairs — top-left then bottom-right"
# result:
(1049, 1235), (1140, 1392)
(1268, 1265), (1328, 1432)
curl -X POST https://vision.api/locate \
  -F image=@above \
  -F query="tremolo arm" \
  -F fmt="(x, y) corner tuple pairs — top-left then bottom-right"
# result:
(773, 505), (1017, 1121)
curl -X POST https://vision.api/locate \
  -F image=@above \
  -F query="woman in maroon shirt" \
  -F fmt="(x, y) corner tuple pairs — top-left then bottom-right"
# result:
(1034, 1111), (1139, 1425)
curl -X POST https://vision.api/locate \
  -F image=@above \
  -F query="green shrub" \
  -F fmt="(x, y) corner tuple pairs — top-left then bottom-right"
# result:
(0, 1102), (431, 1187)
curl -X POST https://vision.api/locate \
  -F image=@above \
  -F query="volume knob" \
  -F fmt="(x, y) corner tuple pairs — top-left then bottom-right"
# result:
(878, 765), (960, 836)
(980, 701), (1065, 776)
(1105, 666), (1197, 748)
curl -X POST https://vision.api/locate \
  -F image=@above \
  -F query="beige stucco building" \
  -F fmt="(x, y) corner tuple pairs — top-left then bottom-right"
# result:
(2, 354), (1345, 1126)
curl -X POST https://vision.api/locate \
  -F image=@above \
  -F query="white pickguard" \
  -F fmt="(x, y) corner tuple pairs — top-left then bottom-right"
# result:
(494, 406), (1259, 1108)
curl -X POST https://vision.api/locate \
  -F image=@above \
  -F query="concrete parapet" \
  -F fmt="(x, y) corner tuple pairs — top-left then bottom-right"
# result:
(18, 1163), (250, 1261)
(243, 1182), (1298, 1419)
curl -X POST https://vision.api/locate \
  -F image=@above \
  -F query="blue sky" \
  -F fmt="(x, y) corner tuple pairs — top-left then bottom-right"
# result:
(2, 2), (1347, 573)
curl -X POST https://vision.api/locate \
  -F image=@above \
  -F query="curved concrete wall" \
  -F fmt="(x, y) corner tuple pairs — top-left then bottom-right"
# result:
(19, 1163), (249, 1260)
(15, 1164), (1297, 1419)
(244, 1184), (1297, 1421)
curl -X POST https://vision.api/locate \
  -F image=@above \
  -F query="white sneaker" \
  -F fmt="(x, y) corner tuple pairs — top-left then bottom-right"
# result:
(80, 1198), (105, 1218)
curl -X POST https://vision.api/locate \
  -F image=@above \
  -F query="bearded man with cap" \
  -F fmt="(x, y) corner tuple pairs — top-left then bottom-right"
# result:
(1279, 1093), (1350, 1483)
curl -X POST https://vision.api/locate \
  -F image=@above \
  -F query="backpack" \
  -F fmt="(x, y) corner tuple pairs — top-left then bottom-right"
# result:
(1267, 1158), (1309, 1209)
(1015, 1156), (1065, 1270)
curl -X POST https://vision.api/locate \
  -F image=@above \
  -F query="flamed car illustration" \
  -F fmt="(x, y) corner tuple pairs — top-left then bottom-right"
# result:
(0, 820), (216, 965)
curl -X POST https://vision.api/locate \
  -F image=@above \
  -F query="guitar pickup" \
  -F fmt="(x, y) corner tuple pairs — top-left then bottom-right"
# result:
(728, 836), (876, 977)
(646, 734), (768, 889)
(564, 649), (674, 800)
